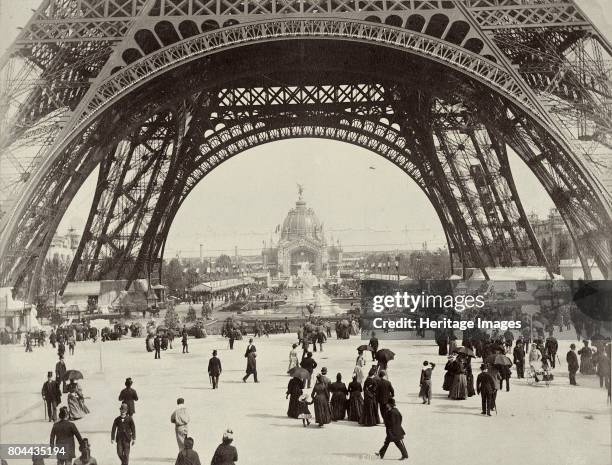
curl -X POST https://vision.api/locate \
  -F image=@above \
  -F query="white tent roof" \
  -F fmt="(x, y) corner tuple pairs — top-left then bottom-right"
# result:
(63, 281), (101, 296)
(469, 267), (563, 281)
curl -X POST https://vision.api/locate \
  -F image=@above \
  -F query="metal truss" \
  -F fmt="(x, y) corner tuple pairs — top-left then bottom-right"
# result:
(60, 82), (568, 286)
(0, 0), (611, 297)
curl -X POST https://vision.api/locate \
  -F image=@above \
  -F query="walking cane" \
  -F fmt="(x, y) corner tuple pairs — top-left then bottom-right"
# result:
(43, 399), (47, 421)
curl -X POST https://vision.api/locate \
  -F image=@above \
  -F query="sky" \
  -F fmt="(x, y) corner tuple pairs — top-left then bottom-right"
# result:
(0, 0), (610, 258)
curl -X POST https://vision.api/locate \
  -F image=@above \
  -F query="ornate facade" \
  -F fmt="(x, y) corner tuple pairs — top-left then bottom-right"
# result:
(262, 190), (342, 277)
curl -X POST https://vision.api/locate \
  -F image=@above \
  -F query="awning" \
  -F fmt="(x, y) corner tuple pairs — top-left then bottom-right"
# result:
(63, 281), (101, 296)
(189, 277), (254, 293)
(190, 283), (213, 292)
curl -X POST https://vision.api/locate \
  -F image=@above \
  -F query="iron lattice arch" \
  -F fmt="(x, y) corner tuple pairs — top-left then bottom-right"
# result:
(0, 0), (611, 296)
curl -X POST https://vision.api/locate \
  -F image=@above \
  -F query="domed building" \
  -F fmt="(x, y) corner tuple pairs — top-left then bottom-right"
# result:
(262, 187), (342, 277)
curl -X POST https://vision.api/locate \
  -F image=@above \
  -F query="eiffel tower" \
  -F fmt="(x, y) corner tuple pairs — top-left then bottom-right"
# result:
(0, 0), (610, 298)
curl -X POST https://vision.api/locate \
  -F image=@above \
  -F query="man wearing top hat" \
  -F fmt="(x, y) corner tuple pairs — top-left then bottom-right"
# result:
(42, 371), (62, 422)
(476, 364), (497, 416)
(55, 355), (67, 393)
(244, 338), (256, 357)
(208, 350), (222, 389)
(111, 403), (136, 465)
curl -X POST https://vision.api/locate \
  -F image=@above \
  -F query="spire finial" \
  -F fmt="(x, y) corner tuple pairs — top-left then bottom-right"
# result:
(297, 183), (304, 200)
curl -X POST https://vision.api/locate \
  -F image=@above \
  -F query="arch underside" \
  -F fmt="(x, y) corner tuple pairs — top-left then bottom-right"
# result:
(1, 39), (611, 296)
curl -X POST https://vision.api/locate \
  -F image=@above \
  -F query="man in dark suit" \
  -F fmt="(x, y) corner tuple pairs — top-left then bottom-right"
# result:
(111, 403), (136, 465)
(42, 371), (61, 422)
(476, 364), (497, 416)
(242, 349), (258, 383)
(182, 328), (189, 354)
(208, 350), (222, 389)
(513, 341), (525, 378)
(118, 378), (138, 416)
(376, 371), (394, 420)
(567, 343), (579, 386)
(154, 335), (161, 359)
(545, 336), (559, 368)
(244, 338), (256, 357)
(55, 355), (67, 393)
(228, 330), (235, 350)
(50, 406), (83, 465)
(375, 398), (408, 460)
(300, 352), (317, 388)
(369, 332), (379, 361)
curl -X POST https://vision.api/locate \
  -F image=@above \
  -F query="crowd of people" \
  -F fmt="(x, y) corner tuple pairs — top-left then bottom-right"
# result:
(38, 333), (239, 465)
(8, 304), (610, 464)
(283, 330), (409, 459)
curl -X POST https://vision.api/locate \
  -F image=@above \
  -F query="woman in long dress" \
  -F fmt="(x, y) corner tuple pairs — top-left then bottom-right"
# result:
(353, 349), (367, 385)
(347, 375), (364, 422)
(287, 343), (299, 373)
(359, 369), (380, 426)
(443, 355), (455, 392)
(329, 373), (347, 421)
(311, 374), (331, 427)
(578, 340), (594, 374)
(464, 355), (475, 397)
(286, 376), (304, 418)
(449, 357), (467, 400)
(528, 343), (542, 370)
(67, 382), (90, 420)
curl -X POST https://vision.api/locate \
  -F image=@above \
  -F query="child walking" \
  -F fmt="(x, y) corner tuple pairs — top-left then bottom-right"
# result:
(297, 393), (312, 427)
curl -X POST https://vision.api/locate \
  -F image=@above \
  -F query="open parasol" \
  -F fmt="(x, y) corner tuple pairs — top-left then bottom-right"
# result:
(64, 369), (84, 381)
(340, 319), (350, 327)
(288, 367), (309, 381)
(376, 349), (395, 363)
(485, 354), (512, 366)
(453, 346), (475, 357)
(357, 344), (372, 352)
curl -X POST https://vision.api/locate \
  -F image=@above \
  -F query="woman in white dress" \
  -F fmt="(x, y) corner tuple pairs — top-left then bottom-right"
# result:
(287, 343), (299, 373)
(353, 349), (367, 384)
(528, 344), (542, 370)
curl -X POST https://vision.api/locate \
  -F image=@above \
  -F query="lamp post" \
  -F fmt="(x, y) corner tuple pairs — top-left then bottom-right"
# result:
(395, 255), (400, 291)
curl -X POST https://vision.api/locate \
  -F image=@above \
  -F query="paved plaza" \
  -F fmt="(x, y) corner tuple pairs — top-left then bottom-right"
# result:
(1, 333), (610, 465)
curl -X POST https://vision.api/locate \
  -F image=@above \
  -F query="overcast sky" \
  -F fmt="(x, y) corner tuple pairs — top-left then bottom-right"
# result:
(0, 1), (609, 257)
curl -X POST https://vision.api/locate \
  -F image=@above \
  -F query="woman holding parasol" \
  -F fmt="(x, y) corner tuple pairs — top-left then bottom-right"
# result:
(66, 372), (90, 420)
(286, 370), (306, 418)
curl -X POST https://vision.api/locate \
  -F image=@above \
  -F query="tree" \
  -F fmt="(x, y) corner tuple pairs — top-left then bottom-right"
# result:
(164, 306), (181, 330)
(163, 258), (186, 295)
(186, 305), (197, 322)
(37, 255), (71, 318)
(215, 254), (233, 276)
